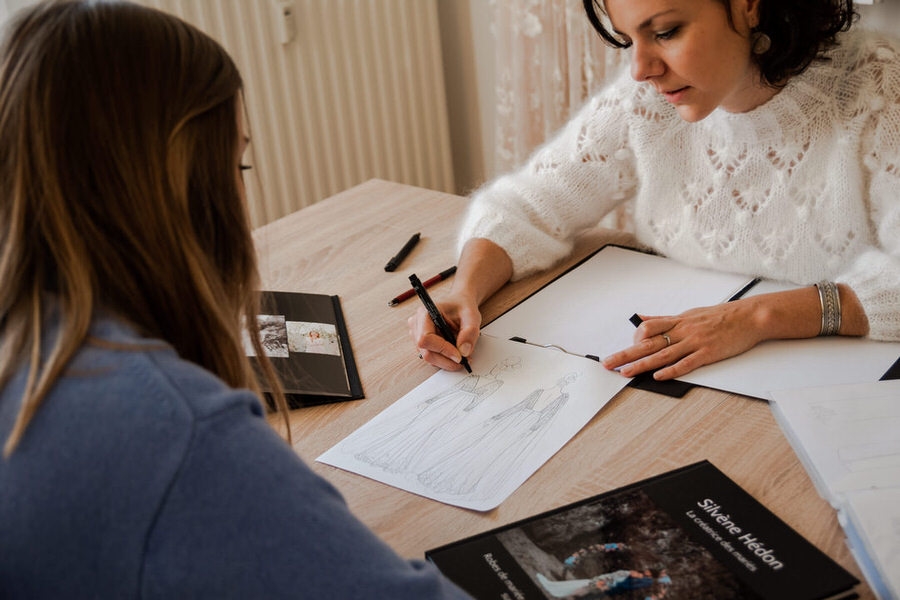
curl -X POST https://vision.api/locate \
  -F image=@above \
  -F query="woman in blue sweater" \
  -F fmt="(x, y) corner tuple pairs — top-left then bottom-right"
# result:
(0, 1), (469, 598)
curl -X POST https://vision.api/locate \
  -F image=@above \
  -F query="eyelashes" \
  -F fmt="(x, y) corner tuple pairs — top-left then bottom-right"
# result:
(655, 26), (680, 41)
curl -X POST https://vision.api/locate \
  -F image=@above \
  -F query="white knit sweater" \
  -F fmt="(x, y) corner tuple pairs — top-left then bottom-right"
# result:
(461, 29), (900, 341)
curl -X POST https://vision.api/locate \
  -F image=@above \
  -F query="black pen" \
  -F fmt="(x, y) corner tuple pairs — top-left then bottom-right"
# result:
(628, 277), (760, 326)
(384, 232), (420, 272)
(410, 273), (472, 373)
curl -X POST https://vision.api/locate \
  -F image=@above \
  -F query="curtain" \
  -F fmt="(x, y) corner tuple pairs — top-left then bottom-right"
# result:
(491, 0), (633, 230)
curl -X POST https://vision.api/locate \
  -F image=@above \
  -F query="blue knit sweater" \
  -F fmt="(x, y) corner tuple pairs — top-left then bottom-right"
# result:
(0, 315), (470, 599)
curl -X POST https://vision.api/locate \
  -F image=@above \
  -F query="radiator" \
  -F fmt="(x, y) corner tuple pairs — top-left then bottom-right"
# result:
(140, 0), (455, 227)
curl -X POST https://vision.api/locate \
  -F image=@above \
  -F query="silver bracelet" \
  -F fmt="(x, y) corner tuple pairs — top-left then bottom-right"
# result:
(815, 281), (841, 336)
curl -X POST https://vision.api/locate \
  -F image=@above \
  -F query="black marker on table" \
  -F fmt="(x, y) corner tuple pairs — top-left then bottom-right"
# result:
(384, 232), (420, 272)
(627, 277), (759, 328)
(410, 273), (472, 373)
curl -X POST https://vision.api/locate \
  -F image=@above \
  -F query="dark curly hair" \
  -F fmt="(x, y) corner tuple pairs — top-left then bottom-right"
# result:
(583, 0), (857, 86)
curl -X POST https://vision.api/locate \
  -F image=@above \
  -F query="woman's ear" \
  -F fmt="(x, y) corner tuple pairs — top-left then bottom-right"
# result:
(731, 0), (763, 31)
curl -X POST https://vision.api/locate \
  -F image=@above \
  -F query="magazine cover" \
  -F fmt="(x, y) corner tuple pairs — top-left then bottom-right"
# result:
(245, 291), (363, 408)
(426, 461), (857, 600)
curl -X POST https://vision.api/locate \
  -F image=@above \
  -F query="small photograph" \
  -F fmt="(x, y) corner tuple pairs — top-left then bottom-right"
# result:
(243, 314), (290, 358)
(287, 321), (341, 356)
(497, 489), (755, 600)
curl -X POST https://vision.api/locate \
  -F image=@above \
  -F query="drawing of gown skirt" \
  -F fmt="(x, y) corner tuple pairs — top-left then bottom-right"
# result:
(351, 375), (504, 473)
(536, 570), (660, 598)
(417, 388), (568, 498)
(536, 572), (595, 597)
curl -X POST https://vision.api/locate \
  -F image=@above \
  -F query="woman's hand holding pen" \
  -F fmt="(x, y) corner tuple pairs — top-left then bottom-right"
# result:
(409, 293), (481, 371)
(409, 238), (513, 371)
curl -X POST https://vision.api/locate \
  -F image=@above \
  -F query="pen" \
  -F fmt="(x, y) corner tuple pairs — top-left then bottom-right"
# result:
(384, 232), (421, 272)
(409, 273), (472, 373)
(388, 266), (457, 306)
(628, 277), (760, 326)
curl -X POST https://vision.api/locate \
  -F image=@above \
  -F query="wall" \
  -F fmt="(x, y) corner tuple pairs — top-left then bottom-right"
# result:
(466, 0), (497, 189)
(0, 0), (457, 227)
(858, 0), (900, 33)
(0, 0), (492, 198)
(436, 0), (486, 196)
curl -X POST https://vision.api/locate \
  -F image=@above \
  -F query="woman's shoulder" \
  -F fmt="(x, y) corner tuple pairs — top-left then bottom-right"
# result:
(72, 314), (263, 428)
(787, 28), (900, 120)
(2, 313), (260, 465)
(837, 27), (900, 63)
(825, 28), (900, 91)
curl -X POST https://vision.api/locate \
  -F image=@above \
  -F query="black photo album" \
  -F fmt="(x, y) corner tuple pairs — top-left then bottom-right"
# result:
(245, 291), (363, 408)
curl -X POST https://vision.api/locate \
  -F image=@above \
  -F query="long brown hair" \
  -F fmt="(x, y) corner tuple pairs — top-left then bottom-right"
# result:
(0, 0), (289, 455)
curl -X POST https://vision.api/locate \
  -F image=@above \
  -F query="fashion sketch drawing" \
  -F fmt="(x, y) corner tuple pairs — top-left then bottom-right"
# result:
(417, 372), (578, 499)
(351, 358), (522, 474)
(317, 334), (631, 511)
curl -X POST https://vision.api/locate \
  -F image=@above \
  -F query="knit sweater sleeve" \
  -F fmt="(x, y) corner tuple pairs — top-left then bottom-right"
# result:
(840, 40), (900, 341)
(459, 69), (640, 280)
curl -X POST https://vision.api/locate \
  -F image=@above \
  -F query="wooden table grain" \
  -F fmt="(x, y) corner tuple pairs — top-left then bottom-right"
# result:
(253, 178), (872, 598)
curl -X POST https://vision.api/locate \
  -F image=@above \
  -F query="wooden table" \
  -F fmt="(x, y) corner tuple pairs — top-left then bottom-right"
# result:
(253, 179), (872, 598)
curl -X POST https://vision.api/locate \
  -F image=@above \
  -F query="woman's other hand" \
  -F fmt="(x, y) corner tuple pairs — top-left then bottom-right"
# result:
(601, 285), (866, 380)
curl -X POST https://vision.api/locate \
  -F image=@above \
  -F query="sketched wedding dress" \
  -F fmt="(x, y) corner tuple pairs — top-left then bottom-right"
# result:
(349, 359), (521, 473)
(417, 372), (578, 498)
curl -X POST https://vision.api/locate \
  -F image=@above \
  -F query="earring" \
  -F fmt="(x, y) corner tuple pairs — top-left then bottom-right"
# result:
(751, 30), (772, 55)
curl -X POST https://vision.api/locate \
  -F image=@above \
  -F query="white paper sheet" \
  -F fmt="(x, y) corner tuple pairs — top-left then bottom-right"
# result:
(770, 379), (900, 506)
(771, 380), (900, 600)
(681, 280), (900, 399)
(483, 245), (754, 360)
(318, 334), (628, 511)
(841, 488), (900, 600)
(485, 246), (900, 400)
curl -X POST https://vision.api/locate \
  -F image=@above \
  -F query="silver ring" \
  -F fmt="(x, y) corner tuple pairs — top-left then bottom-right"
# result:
(662, 333), (671, 347)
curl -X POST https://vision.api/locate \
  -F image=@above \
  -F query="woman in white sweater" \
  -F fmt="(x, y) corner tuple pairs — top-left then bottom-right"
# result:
(411, 0), (900, 380)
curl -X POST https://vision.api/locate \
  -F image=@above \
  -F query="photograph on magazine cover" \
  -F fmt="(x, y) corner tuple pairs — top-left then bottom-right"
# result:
(495, 487), (757, 600)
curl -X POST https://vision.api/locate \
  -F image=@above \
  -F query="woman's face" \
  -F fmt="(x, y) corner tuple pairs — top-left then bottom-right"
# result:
(604, 0), (776, 122)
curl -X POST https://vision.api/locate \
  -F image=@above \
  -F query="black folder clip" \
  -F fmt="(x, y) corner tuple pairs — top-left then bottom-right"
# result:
(509, 336), (600, 362)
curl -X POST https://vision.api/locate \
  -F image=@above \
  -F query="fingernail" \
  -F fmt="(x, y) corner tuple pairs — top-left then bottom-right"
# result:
(459, 343), (472, 356)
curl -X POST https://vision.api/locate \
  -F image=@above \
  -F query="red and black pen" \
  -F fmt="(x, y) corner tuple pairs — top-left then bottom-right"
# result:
(388, 266), (457, 307)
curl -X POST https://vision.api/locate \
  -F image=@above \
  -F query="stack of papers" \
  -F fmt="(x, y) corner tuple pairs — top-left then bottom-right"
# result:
(770, 380), (900, 600)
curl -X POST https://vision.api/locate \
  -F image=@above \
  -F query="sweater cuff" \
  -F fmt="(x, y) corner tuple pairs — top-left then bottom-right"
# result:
(839, 250), (900, 341)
